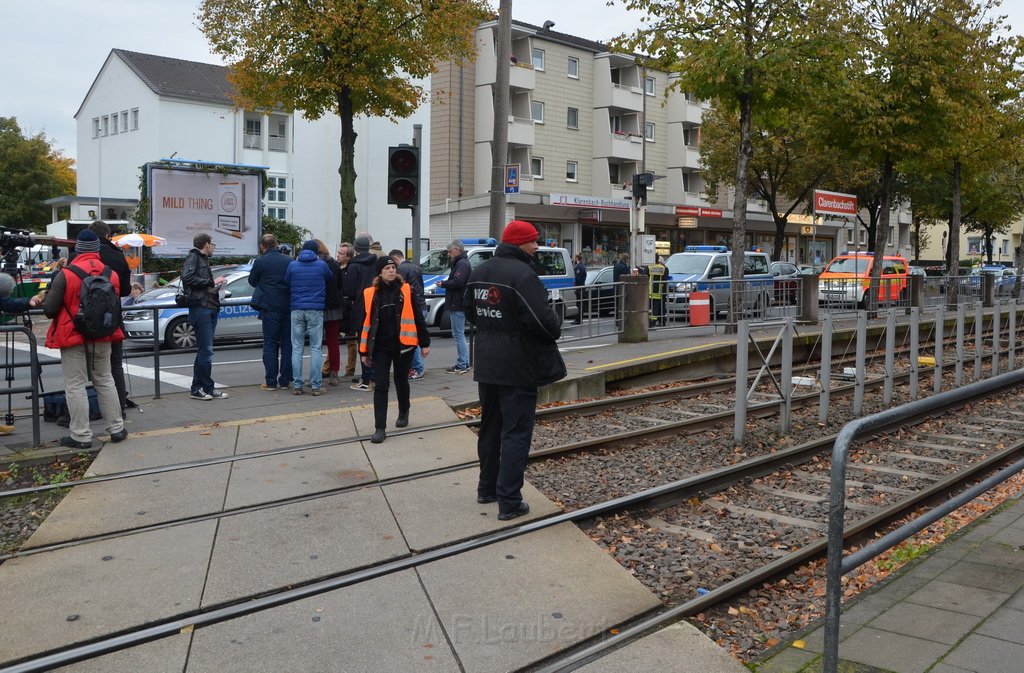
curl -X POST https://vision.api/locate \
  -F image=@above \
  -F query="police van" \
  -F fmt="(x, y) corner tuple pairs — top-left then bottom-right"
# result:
(419, 238), (575, 330)
(664, 246), (775, 317)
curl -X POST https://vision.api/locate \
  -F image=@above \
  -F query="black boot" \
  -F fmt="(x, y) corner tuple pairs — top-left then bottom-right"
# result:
(371, 428), (386, 443)
(395, 413), (409, 428)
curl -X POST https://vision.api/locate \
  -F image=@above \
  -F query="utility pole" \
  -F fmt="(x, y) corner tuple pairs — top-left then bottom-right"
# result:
(488, 0), (512, 239)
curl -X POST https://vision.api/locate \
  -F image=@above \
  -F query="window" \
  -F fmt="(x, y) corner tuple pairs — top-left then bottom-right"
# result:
(267, 207), (288, 220)
(887, 227), (895, 247)
(92, 118), (100, 138)
(608, 164), (620, 184)
(566, 161), (578, 182)
(244, 118), (262, 149)
(131, 108), (139, 130)
(531, 101), (544, 124)
(110, 112), (119, 134)
(567, 107), (578, 130)
(121, 111), (128, 133)
(682, 173), (691, 193)
(266, 176), (288, 202)
(645, 76), (655, 96)
(567, 56), (579, 79)
(610, 115), (622, 133)
(682, 127), (697, 146)
(531, 157), (543, 179)
(101, 116), (109, 136)
(532, 47), (545, 71)
(645, 122), (655, 141)
(269, 118), (288, 152)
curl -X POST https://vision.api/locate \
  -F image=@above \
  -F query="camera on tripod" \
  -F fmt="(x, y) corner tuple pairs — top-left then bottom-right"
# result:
(0, 230), (35, 275)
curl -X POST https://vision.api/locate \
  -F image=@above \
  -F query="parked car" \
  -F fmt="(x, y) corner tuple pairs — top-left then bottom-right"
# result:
(420, 239), (576, 328)
(770, 261), (801, 305)
(818, 252), (908, 308)
(665, 246), (774, 317)
(970, 265), (1017, 296)
(122, 265), (260, 349)
(580, 266), (616, 316)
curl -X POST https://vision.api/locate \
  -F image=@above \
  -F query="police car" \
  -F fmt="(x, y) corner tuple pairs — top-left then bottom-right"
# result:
(664, 246), (774, 317)
(420, 238), (576, 329)
(122, 264), (261, 349)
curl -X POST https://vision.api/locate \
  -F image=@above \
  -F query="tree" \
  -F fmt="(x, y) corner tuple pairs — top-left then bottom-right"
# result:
(617, 0), (853, 324)
(0, 117), (76, 231)
(199, 0), (488, 244)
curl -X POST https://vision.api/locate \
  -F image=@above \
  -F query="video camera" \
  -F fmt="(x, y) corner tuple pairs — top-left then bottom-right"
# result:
(0, 230), (34, 255)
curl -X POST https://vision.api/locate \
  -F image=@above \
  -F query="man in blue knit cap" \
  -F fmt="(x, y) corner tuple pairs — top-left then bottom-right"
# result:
(286, 240), (332, 395)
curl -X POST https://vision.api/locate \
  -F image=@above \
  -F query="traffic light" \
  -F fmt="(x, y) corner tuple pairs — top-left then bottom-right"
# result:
(631, 172), (653, 205)
(388, 145), (420, 209)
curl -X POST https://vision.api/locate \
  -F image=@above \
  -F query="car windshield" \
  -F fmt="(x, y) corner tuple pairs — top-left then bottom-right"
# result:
(666, 254), (711, 275)
(420, 250), (451, 274)
(825, 257), (870, 274)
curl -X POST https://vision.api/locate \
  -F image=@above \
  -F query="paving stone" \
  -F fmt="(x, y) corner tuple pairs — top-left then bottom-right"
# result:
(842, 591), (903, 626)
(935, 559), (1024, 592)
(941, 633), (1024, 673)
(900, 554), (959, 582)
(903, 580), (1010, 617)
(974, 605), (1024, 644)
(201, 488), (408, 606)
(222, 443), (374, 509)
(865, 602), (981, 645)
(21, 464), (231, 547)
(52, 634), (191, 673)
(416, 522), (661, 673)
(835, 626), (950, 673)
(188, 570), (460, 673)
(382, 466), (560, 551)
(798, 619), (863, 653)
(0, 522), (216, 663)
(85, 426), (239, 473)
(363, 425), (477, 480)
(750, 646), (819, 673)
(961, 541), (1024, 571)
(1005, 587), (1024, 611)
(575, 622), (748, 673)
(928, 663), (976, 673)
(234, 407), (359, 454)
(987, 525), (1024, 548)
(349, 396), (456, 436)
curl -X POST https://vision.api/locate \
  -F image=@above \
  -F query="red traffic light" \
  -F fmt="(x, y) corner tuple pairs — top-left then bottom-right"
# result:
(389, 179), (417, 206)
(390, 149), (417, 175)
(387, 145), (420, 209)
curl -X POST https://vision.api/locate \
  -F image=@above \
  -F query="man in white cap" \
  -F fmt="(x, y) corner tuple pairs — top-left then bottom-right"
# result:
(42, 229), (126, 449)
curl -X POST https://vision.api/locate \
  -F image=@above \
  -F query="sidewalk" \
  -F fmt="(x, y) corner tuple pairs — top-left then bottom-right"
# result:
(756, 495), (1024, 673)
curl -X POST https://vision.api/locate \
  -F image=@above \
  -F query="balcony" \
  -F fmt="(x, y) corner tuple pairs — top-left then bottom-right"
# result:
(509, 61), (535, 91)
(667, 96), (706, 125)
(595, 131), (643, 161)
(508, 116), (535, 146)
(269, 135), (287, 152)
(243, 134), (261, 150)
(594, 83), (644, 112)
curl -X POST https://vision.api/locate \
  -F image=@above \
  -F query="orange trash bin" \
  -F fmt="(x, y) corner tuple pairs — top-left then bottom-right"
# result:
(689, 291), (711, 326)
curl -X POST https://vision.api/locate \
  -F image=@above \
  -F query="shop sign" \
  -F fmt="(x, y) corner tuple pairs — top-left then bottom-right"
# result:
(550, 193), (630, 210)
(677, 217), (697, 229)
(674, 205), (722, 218)
(578, 209), (601, 223)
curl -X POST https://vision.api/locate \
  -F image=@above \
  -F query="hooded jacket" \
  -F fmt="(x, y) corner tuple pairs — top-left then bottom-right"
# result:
(285, 248), (332, 310)
(342, 251), (378, 331)
(441, 251), (471, 313)
(465, 243), (565, 388)
(248, 247), (292, 313)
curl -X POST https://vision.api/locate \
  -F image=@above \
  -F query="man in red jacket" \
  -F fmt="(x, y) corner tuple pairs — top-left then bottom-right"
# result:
(42, 230), (127, 449)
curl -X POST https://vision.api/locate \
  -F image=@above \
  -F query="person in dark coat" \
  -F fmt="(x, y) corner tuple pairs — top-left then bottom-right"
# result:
(181, 233), (229, 401)
(248, 234), (293, 390)
(342, 232), (378, 390)
(438, 240), (472, 373)
(465, 220), (566, 520)
(286, 240), (333, 395)
(572, 253), (587, 324)
(390, 249), (427, 379)
(358, 256), (431, 443)
(316, 239), (345, 386)
(612, 252), (631, 283)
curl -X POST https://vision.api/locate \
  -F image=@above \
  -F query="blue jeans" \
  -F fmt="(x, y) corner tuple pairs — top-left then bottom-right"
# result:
(450, 310), (468, 369)
(261, 309), (293, 387)
(410, 346), (424, 375)
(189, 307), (218, 394)
(291, 309), (324, 390)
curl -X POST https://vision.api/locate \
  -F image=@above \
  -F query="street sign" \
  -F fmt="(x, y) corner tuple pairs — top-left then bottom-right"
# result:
(504, 164), (520, 194)
(813, 189), (857, 217)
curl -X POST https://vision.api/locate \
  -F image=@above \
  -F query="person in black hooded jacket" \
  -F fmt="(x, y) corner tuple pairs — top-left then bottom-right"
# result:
(465, 220), (565, 521)
(343, 232), (378, 389)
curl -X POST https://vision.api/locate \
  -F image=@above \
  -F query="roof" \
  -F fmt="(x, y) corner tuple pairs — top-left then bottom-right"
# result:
(75, 48), (234, 119)
(510, 19), (609, 54)
(113, 49), (234, 105)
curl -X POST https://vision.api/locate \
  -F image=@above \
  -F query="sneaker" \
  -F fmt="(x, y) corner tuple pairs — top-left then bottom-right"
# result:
(293, 387), (303, 395)
(109, 428), (128, 443)
(497, 501), (530, 521)
(259, 383), (278, 391)
(311, 388), (325, 396)
(350, 382), (371, 391)
(208, 390), (229, 400)
(445, 365), (469, 374)
(409, 370), (425, 380)
(59, 435), (93, 450)
(191, 390), (213, 401)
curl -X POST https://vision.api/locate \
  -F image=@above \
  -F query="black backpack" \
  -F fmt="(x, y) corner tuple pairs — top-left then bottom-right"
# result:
(65, 265), (122, 340)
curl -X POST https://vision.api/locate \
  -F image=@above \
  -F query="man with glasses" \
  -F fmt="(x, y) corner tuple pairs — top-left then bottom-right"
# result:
(180, 233), (228, 400)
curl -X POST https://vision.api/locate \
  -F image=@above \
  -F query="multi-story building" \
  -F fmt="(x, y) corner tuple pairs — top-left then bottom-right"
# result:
(431, 19), (911, 266)
(56, 49), (428, 252)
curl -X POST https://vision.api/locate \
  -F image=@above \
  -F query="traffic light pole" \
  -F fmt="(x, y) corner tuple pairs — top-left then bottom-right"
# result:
(411, 124), (422, 262)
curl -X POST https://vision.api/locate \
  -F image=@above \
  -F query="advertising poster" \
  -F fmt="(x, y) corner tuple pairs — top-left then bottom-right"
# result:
(148, 166), (261, 257)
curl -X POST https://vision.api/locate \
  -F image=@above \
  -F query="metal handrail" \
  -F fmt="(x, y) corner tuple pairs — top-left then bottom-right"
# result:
(822, 366), (1024, 673)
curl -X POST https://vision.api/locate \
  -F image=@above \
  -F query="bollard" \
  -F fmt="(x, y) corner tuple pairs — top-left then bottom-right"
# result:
(618, 276), (649, 343)
(689, 291), (711, 326)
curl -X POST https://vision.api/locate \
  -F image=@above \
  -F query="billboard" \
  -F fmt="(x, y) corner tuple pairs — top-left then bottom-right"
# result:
(148, 165), (261, 257)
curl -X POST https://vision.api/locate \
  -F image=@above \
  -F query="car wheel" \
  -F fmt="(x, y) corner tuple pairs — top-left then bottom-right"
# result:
(166, 316), (196, 350)
(438, 308), (451, 333)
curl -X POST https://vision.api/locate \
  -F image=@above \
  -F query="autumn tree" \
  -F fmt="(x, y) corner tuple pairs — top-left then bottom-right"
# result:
(616, 0), (854, 323)
(0, 117), (76, 231)
(199, 0), (488, 244)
